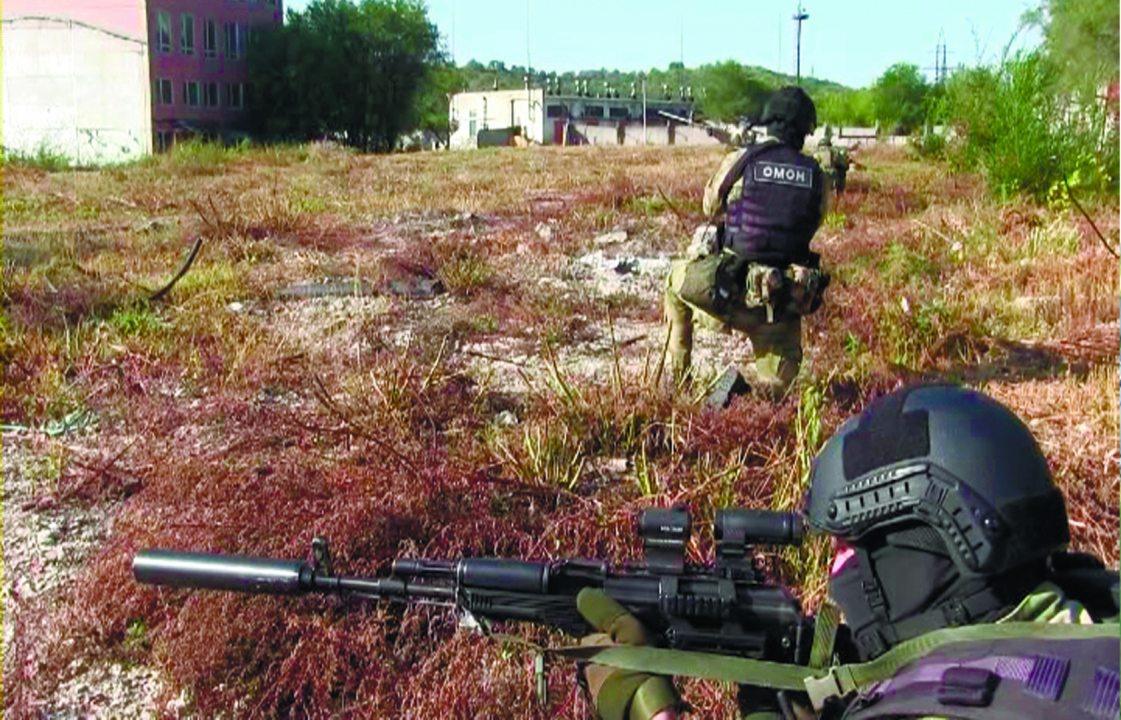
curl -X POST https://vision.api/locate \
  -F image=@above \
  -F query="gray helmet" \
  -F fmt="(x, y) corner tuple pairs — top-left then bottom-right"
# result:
(806, 384), (1069, 579)
(760, 86), (817, 137)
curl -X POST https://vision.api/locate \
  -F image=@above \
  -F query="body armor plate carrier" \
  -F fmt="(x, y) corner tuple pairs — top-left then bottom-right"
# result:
(720, 142), (824, 267)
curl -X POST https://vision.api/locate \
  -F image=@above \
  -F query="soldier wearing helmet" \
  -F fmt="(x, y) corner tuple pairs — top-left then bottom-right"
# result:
(576, 384), (1119, 719)
(814, 124), (849, 194)
(665, 86), (831, 398)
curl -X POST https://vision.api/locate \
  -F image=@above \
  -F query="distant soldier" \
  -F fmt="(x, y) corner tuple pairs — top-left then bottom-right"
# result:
(663, 86), (830, 397)
(814, 124), (849, 194)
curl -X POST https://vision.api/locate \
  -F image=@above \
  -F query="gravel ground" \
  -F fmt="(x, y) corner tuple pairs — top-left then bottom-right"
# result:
(3, 434), (176, 718)
(1, 240), (761, 717)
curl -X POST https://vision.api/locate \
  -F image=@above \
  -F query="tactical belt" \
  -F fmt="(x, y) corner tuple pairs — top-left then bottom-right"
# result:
(553, 622), (1121, 711)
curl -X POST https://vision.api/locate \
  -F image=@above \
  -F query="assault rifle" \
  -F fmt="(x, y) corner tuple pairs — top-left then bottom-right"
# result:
(134, 508), (814, 665)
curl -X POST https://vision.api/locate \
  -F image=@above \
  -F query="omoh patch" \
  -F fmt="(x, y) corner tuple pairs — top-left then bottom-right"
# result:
(753, 161), (813, 188)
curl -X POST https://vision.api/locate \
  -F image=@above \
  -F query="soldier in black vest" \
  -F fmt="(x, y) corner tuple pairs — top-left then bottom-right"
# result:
(665, 86), (830, 397)
(576, 384), (1119, 719)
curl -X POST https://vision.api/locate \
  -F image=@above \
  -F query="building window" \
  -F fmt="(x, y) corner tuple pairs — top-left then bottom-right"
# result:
(204, 19), (218, 57)
(153, 78), (173, 106)
(546, 105), (564, 118)
(180, 13), (195, 55)
(183, 81), (200, 107)
(584, 105), (604, 118)
(468, 110), (477, 136)
(225, 23), (246, 59)
(226, 83), (245, 109)
(267, 0), (278, 5)
(156, 11), (171, 53)
(609, 107), (629, 119)
(203, 82), (220, 108)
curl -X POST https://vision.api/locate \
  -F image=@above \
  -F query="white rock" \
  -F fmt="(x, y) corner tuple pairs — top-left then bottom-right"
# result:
(538, 277), (568, 291)
(598, 458), (628, 474)
(494, 411), (519, 426)
(594, 230), (628, 246)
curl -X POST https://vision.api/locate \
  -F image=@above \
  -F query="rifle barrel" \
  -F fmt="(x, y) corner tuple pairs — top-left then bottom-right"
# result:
(134, 549), (458, 602)
(134, 549), (308, 594)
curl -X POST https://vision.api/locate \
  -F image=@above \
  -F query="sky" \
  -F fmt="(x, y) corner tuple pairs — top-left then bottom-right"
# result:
(280, 0), (1044, 89)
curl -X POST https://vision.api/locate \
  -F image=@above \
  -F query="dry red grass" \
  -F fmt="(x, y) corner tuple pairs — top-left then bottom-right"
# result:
(4, 143), (1117, 718)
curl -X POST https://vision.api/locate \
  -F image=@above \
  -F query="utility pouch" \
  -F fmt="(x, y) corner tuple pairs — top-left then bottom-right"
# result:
(785, 264), (831, 315)
(677, 252), (748, 316)
(743, 264), (786, 321)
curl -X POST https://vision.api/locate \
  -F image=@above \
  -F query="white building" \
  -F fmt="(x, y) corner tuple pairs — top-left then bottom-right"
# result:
(3, 1), (153, 165)
(449, 88), (546, 149)
(449, 85), (709, 149)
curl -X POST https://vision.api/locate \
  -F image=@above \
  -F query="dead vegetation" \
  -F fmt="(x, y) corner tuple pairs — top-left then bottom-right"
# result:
(2, 142), (1117, 718)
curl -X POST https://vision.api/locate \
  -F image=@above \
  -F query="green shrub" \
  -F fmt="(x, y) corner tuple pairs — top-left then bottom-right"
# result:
(436, 253), (494, 294)
(105, 305), (169, 336)
(909, 129), (947, 158)
(939, 50), (1118, 201)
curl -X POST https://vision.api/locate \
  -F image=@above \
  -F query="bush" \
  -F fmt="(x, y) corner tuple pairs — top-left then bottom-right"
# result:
(909, 129), (947, 159)
(939, 50), (1118, 201)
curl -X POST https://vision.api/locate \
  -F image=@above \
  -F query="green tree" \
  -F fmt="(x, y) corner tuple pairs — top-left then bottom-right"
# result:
(698, 61), (772, 122)
(1026, 0), (1119, 94)
(412, 61), (464, 148)
(871, 62), (929, 134)
(815, 88), (875, 127)
(248, 0), (440, 152)
(938, 50), (1116, 199)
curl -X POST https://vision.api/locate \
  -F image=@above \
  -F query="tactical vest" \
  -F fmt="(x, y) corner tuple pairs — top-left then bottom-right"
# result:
(722, 142), (824, 266)
(840, 633), (1120, 720)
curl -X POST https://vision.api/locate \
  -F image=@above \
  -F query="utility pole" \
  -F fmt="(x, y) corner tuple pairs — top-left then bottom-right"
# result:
(793, 3), (809, 85)
(928, 31), (952, 84)
(525, 0), (533, 137)
(641, 72), (648, 145)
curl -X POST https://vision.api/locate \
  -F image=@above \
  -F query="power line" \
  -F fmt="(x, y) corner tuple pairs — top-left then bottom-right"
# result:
(925, 29), (955, 83)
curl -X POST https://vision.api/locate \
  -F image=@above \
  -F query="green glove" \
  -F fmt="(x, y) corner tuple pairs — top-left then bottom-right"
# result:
(576, 587), (681, 720)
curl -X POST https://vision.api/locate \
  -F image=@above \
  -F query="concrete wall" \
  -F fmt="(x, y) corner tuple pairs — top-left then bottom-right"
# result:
(3, 8), (152, 165)
(450, 90), (699, 148)
(675, 125), (722, 146)
(450, 89), (545, 149)
(565, 120), (721, 147)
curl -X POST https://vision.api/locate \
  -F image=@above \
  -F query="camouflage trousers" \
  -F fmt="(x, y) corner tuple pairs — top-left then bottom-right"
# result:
(664, 257), (803, 396)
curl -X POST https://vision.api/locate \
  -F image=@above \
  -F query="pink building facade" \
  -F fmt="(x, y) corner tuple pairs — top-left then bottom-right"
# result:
(4, 0), (283, 161)
(148, 0), (283, 150)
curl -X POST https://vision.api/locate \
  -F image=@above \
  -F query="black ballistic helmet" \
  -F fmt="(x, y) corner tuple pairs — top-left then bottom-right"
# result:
(806, 384), (1070, 579)
(760, 86), (817, 138)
